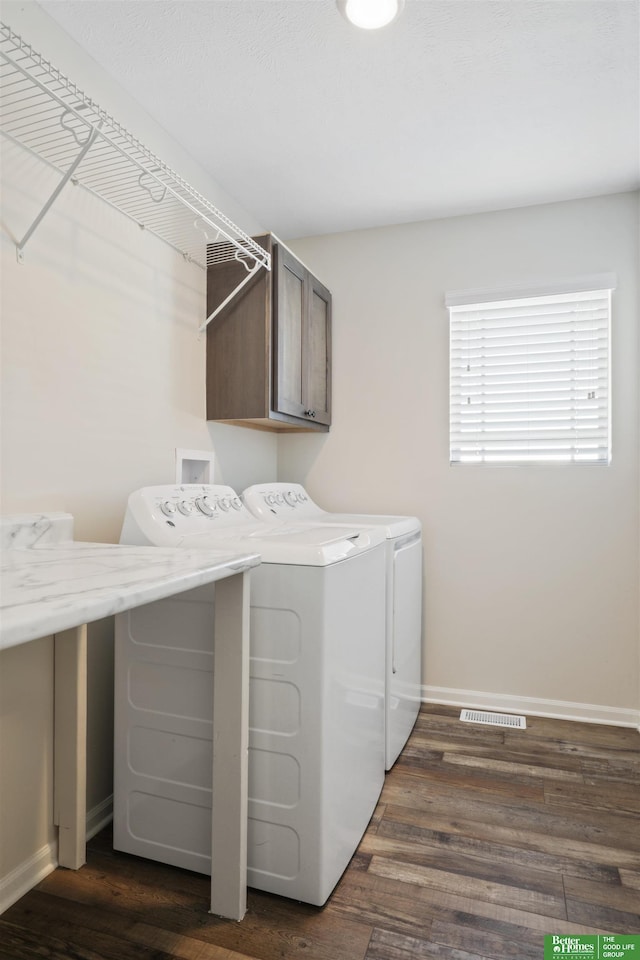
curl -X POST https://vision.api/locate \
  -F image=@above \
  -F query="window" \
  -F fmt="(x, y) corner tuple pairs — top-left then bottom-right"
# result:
(447, 276), (615, 465)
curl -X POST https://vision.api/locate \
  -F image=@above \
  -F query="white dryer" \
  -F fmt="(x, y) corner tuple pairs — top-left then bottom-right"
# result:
(115, 484), (386, 906)
(242, 483), (422, 770)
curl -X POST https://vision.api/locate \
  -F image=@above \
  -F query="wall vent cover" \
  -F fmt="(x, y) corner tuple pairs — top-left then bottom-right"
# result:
(460, 709), (526, 729)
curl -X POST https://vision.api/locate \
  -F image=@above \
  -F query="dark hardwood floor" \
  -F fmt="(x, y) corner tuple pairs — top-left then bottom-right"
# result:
(2, 704), (639, 959)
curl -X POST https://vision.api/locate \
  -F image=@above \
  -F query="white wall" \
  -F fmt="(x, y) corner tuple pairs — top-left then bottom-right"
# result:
(281, 191), (640, 725)
(0, 3), (276, 902)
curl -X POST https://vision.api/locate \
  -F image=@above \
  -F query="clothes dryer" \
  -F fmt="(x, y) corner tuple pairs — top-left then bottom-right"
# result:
(242, 483), (422, 769)
(115, 484), (386, 905)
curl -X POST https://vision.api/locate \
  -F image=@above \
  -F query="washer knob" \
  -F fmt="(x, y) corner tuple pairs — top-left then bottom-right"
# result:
(266, 494), (276, 505)
(218, 497), (230, 512)
(284, 490), (298, 506)
(299, 492), (307, 502)
(160, 501), (177, 517)
(275, 494), (284, 505)
(231, 497), (242, 510)
(177, 500), (194, 516)
(196, 496), (215, 516)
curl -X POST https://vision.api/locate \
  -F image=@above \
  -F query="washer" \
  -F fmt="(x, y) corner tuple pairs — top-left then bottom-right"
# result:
(115, 484), (386, 906)
(242, 483), (422, 770)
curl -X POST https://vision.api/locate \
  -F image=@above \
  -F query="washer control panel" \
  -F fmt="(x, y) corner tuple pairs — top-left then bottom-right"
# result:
(124, 484), (251, 537)
(242, 483), (323, 521)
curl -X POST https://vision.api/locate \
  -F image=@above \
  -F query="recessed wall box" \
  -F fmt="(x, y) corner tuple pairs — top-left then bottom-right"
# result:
(175, 449), (215, 485)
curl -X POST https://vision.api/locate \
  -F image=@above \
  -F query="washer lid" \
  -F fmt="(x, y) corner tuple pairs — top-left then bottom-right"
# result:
(177, 523), (385, 566)
(311, 512), (421, 539)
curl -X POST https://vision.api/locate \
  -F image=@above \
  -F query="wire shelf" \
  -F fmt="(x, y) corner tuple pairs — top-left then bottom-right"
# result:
(0, 22), (270, 275)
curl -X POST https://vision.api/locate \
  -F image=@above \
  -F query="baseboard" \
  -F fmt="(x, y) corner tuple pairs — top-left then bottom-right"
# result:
(0, 841), (57, 915)
(421, 685), (640, 729)
(86, 794), (113, 841)
(0, 796), (113, 915)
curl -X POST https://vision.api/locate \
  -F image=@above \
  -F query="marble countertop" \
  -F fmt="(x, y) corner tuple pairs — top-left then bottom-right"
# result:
(0, 536), (260, 651)
(1, 511), (75, 549)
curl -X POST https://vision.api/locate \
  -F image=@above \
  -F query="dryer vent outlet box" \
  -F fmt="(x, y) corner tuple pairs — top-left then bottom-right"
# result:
(175, 449), (215, 485)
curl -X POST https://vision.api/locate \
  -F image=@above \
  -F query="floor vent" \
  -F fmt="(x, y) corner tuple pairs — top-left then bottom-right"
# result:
(460, 709), (527, 729)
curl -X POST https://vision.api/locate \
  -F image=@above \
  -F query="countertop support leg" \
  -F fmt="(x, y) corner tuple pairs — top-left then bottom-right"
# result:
(211, 570), (250, 921)
(53, 624), (87, 869)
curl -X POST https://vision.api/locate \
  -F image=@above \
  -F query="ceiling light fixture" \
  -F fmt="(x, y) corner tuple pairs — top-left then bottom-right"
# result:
(337, 0), (404, 30)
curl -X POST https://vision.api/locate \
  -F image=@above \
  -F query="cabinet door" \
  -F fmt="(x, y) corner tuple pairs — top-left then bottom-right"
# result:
(304, 274), (331, 425)
(274, 244), (332, 426)
(274, 246), (306, 420)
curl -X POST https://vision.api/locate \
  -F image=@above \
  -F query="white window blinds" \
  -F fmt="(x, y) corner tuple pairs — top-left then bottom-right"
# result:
(448, 281), (614, 465)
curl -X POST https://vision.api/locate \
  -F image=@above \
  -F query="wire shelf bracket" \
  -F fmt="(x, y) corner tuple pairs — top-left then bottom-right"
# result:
(15, 120), (103, 263)
(0, 22), (270, 295)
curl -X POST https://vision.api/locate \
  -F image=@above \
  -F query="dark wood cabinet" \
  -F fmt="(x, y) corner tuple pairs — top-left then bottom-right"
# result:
(206, 234), (331, 432)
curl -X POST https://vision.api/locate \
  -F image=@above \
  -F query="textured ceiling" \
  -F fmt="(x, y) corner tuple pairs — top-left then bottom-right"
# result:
(38, 0), (640, 239)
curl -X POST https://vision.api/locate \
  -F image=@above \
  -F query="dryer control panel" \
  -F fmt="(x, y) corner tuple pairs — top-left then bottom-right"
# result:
(242, 483), (322, 521)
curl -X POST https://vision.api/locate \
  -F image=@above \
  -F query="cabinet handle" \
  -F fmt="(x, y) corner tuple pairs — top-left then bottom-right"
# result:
(304, 409), (316, 418)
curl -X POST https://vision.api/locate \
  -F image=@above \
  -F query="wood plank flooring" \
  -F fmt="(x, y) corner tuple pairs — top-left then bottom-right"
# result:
(2, 704), (639, 959)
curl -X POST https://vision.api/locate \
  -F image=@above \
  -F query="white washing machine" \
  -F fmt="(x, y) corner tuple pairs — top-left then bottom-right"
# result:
(115, 484), (386, 906)
(242, 483), (422, 770)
